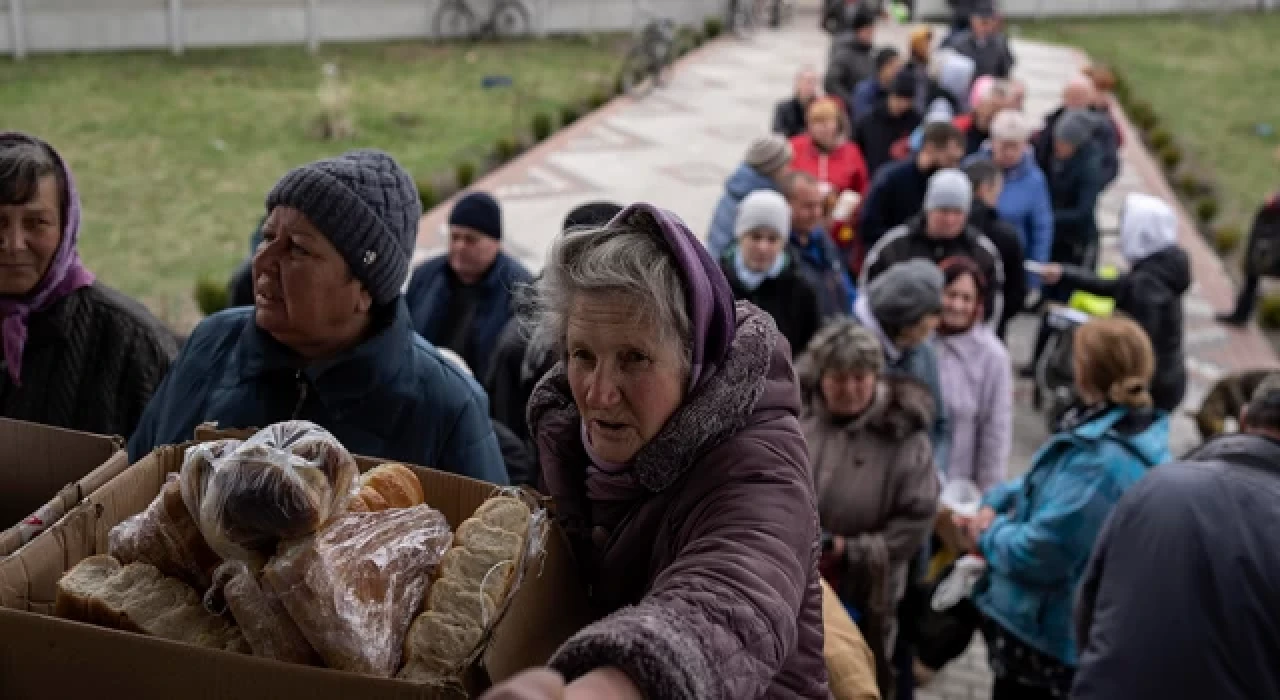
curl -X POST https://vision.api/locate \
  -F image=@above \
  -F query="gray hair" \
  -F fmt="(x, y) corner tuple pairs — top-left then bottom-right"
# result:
(522, 215), (692, 373)
(797, 318), (885, 388)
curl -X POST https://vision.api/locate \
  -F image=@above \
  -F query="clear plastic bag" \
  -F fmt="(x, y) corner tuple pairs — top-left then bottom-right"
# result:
(262, 504), (453, 677)
(109, 475), (223, 593)
(212, 560), (319, 665)
(180, 422), (359, 567)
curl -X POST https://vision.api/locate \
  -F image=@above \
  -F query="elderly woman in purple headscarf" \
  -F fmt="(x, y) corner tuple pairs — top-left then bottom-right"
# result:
(0, 132), (177, 437)
(482, 204), (829, 700)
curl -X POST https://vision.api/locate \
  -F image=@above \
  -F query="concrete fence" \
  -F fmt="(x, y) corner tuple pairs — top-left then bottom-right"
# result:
(0, 0), (726, 58)
(914, 0), (1276, 18)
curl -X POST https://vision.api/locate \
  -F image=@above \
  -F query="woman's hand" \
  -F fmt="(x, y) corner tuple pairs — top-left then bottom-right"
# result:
(565, 668), (644, 700)
(480, 669), (566, 700)
(1039, 263), (1064, 285)
(965, 506), (997, 543)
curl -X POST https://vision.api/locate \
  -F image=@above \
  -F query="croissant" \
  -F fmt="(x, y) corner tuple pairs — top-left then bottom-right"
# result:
(346, 464), (425, 513)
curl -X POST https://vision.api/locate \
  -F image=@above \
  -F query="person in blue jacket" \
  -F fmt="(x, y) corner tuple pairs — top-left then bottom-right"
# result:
(958, 315), (1171, 698)
(851, 47), (904, 123)
(707, 135), (793, 258)
(406, 191), (532, 381)
(965, 109), (1053, 293)
(129, 150), (508, 485)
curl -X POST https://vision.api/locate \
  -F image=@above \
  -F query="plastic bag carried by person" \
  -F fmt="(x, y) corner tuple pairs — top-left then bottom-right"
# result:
(180, 422), (360, 567)
(263, 505), (453, 677)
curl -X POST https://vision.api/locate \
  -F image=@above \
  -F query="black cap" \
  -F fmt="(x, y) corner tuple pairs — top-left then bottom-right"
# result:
(849, 7), (875, 30)
(891, 70), (918, 98)
(973, 0), (998, 17)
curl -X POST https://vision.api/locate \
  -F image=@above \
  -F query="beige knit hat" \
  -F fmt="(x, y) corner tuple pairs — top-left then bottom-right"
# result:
(745, 135), (793, 176)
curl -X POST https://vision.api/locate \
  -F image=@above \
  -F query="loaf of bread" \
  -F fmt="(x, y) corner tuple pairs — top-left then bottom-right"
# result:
(216, 560), (319, 665)
(399, 496), (532, 682)
(181, 422), (359, 565)
(346, 463), (425, 513)
(109, 478), (222, 593)
(263, 504), (452, 677)
(55, 555), (248, 654)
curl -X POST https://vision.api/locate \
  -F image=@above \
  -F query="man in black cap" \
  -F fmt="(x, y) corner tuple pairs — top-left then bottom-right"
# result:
(407, 191), (533, 381)
(855, 69), (924, 177)
(941, 0), (1015, 79)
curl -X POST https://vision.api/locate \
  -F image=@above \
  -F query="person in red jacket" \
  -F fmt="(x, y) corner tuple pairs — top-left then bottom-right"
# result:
(790, 96), (870, 203)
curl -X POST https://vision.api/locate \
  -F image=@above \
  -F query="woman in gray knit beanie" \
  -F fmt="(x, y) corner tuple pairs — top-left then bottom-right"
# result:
(128, 149), (509, 485)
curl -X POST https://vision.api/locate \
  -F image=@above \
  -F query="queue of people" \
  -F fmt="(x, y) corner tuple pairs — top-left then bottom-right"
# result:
(6, 3), (1280, 699)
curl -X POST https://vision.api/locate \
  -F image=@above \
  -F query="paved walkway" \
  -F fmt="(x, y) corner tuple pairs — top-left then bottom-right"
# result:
(414, 15), (1278, 700)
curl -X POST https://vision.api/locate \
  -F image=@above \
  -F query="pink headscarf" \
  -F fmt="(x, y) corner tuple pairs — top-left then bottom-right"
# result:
(969, 75), (996, 109)
(0, 133), (95, 385)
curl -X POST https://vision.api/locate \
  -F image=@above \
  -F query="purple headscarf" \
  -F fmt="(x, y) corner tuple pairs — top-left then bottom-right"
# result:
(0, 133), (95, 385)
(583, 203), (737, 493)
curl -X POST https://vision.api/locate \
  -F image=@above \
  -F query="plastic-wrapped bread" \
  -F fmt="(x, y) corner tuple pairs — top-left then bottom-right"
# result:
(214, 560), (319, 665)
(109, 477), (222, 593)
(263, 504), (452, 677)
(399, 496), (532, 682)
(55, 555), (248, 654)
(345, 463), (426, 513)
(181, 422), (359, 566)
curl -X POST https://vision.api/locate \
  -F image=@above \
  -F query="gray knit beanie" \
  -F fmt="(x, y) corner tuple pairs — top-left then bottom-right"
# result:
(266, 149), (421, 306)
(869, 259), (944, 329)
(1054, 109), (1095, 149)
(745, 135), (793, 176)
(735, 190), (791, 238)
(924, 169), (973, 212)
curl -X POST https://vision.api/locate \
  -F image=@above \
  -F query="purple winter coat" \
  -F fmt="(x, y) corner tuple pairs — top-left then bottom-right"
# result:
(529, 303), (830, 700)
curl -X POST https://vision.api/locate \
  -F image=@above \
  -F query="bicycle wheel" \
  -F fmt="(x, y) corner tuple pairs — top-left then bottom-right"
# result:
(434, 2), (477, 40)
(492, 0), (531, 38)
(620, 46), (656, 98)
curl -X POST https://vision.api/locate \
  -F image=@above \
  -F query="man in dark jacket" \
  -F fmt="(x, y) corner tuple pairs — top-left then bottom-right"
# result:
(786, 171), (856, 317)
(964, 160), (1025, 338)
(851, 48), (904, 123)
(1043, 110), (1106, 299)
(1073, 374), (1280, 700)
(860, 168), (1005, 324)
(1032, 77), (1121, 189)
(824, 7), (877, 115)
(406, 191), (533, 381)
(941, 2), (1014, 79)
(953, 77), (1010, 156)
(773, 66), (821, 139)
(859, 121), (966, 250)
(129, 150), (507, 484)
(855, 70), (923, 178)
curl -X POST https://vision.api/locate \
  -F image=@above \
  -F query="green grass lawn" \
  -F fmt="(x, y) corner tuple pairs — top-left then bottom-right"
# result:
(1016, 13), (1280, 233)
(0, 38), (624, 326)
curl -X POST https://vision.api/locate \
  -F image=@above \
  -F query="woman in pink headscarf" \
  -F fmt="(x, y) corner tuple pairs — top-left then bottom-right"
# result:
(0, 132), (177, 438)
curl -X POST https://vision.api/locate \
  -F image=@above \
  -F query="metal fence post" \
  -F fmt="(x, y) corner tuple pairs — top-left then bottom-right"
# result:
(10, 0), (26, 60)
(305, 0), (319, 53)
(168, 0), (184, 55)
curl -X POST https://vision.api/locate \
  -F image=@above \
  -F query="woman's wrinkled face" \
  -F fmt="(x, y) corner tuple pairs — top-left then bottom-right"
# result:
(741, 228), (785, 273)
(896, 313), (940, 349)
(567, 293), (686, 465)
(809, 114), (840, 149)
(942, 273), (980, 330)
(0, 175), (61, 297)
(993, 139), (1026, 169)
(821, 369), (878, 418)
(252, 206), (372, 354)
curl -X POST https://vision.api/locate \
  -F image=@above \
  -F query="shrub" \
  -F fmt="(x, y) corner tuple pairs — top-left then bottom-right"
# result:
(1148, 127), (1173, 151)
(532, 112), (553, 141)
(193, 276), (230, 317)
(1158, 142), (1182, 170)
(494, 136), (518, 163)
(588, 90), (609, 109)
(1258, 293), (1280, 329)
(614, 72), (626, 96)
(560, 104), (581, 126)
(1174, 172), (1199, 196)
(418, 179), (438, 210)
(1128, 101), (1157, 131)
(704, 17), (723, 38)
(1213, 225), (1244, 255)
(456, 161), (476, 189)
(1196, 196), (1220, 224)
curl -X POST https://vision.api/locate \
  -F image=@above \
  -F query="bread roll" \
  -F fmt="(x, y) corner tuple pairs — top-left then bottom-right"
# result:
(55, 555), (248, 653)
(348, 464), (425, 513)
(109, 478), (222, 593)
(398, 612), (485, 680)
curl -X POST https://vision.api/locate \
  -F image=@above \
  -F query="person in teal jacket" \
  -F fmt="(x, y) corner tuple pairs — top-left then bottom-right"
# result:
(129, 150), (508, 485)
(960, 316), (1171, 698)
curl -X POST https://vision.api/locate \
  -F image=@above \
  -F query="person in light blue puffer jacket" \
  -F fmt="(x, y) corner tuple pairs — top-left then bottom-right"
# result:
(962, 316), (1171, 698)
(707, 135), (793, 258)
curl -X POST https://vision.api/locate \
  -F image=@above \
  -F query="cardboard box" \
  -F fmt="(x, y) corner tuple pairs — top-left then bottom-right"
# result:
(0, 417), (127, 576)
(0, 433), (593, 698)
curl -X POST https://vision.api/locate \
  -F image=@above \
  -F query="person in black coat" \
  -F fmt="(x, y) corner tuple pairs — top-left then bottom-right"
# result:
(723, 190), (823, 356)
(824, 8), (877, 116)
(1032, 77), (1121, 189)
(854, 70), (923, 178)
(0, 132), (178, 439)
(1043, 109), (1106, 301)
(1040, 193), (1191, 412)
(964, 160), (1025, 338)
(1073, 374), (1280, 700)
(772, 66), (821, 139)
(858, 120), (966, 250)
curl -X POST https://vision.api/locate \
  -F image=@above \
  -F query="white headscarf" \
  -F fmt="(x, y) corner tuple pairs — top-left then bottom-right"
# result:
(1119, 193), (1178, 264)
